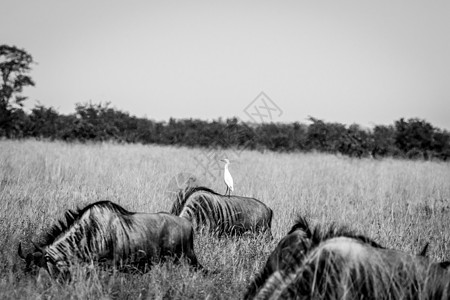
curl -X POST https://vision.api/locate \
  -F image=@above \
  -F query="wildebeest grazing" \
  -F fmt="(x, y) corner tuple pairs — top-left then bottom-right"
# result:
(18, 201), (203, 279)
(245, 216), (450, 300)
(170, 186), (273, 237)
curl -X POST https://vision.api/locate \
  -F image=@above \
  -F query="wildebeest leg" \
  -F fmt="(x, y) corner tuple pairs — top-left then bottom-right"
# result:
(187, 253), (203, 271)
(184, 230), (206, 272)
(262, 209), (274, 241)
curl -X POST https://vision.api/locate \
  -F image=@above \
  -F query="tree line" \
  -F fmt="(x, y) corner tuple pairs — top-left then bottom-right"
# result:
(1, 101), (449, 160)
(1, 44), (449, 160)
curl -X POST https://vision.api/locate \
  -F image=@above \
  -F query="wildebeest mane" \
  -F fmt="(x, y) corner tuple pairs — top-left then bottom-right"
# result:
(181, 185), (269, 207)
(41, 200), (134, 246)
(287, 215), (311, 236)
(171, 186), (222, 215)
(288, 215), (384, 250)
(184, 186), (222, 198)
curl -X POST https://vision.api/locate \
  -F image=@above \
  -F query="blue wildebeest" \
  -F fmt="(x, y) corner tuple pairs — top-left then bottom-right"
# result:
(18, 201), (203, 278)
(170, 186), (273, 237)
(245, 216), (450, 300)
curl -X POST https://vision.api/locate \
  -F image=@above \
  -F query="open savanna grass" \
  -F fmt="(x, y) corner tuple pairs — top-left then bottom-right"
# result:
(0, 139), (449, 299)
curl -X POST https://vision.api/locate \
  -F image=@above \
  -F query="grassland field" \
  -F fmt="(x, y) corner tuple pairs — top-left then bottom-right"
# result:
(0, 139), (449, 299)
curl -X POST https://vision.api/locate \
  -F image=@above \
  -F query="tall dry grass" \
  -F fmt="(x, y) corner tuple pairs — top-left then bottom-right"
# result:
(0, 140), (449, 299)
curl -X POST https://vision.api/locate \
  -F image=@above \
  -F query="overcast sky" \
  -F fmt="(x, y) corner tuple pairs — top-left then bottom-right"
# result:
(2, 1), (450, 129)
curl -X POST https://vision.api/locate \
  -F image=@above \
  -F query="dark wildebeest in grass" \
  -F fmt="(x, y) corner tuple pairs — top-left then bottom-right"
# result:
(170, 186), (273, 237)
(245, 216), (450, 300)
(18, 201), (203, 279)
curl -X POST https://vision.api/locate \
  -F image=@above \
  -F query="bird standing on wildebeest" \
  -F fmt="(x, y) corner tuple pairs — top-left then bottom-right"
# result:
(220, 158), (234, 197)
(245, 216), (450, 300)
(18, 200), (204, 280)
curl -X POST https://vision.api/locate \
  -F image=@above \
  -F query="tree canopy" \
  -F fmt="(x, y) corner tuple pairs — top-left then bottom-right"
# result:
(0, 45), (35, 137)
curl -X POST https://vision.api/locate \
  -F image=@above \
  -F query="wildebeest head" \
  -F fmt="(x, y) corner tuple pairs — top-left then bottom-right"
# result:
(18, 242), (46, 272)
(18, 242), (68, 280)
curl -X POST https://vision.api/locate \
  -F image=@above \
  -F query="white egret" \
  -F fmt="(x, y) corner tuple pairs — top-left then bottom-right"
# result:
(220, 159), (234, 196)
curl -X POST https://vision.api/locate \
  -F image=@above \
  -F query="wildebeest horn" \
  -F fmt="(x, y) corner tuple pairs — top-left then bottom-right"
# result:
(32, 241), (43, 253)
(18, 243), (26, 260)
(418, 243), (429, 257)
